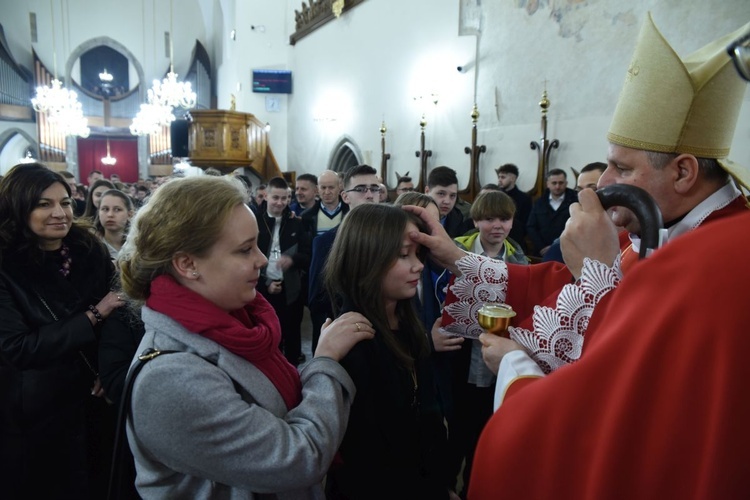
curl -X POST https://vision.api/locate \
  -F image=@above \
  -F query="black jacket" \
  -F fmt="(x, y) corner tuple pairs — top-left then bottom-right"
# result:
(504, 185), (533, 251)
(256, 208), (312, 305)
(526, 188), (578, 256)
(442, 206), (473, 239)
(0, 238), (114, 417)
(0, 237), (114, 497)
(326, 300), (451, 499)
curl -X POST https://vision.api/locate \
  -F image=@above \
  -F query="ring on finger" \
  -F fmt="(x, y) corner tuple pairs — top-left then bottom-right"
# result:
(355, 322), (361, 332)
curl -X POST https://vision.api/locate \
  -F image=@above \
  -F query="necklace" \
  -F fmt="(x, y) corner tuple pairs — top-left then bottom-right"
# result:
(59, 243), (72, 277)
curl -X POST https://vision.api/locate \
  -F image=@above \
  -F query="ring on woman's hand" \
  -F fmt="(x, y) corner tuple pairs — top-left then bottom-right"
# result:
(355, 322), (361, 332)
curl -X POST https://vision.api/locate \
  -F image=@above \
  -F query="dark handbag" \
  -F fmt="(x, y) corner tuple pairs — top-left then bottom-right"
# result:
(107, 348), (178, 500)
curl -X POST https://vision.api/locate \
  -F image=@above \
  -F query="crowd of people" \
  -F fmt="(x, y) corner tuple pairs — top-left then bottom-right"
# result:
(0, 13), (748, 500)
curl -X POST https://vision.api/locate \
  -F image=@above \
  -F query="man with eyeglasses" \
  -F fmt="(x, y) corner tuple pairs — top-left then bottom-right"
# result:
(463, 16), (750, 499)
(433, 14), (749, 348)
(727, 25), (750, 82)
(307, 164), (381, 351)
(404, 17), (750, 498)
(395, 175), (415, 195)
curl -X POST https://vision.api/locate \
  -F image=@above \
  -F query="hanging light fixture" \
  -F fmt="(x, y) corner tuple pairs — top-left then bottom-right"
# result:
(130, 101), (173, 136)
(31, 0), (89, 137)
(148, 0), (197, 116)
(19, 151), (36, 163)
(101, 137), (117, 166)
(149, 71), (196, 113)
(98, 68), (113, 83)
(130, 0), (161, 136)
(49, 97), (90, 137)
(130, 0), (195, 135)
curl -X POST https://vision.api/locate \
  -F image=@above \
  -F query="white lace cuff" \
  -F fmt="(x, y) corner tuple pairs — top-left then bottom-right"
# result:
(441, 253), (508, 339)
(509, 256), (623, 374)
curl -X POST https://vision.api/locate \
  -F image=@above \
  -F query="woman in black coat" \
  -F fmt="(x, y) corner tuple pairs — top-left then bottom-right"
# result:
(0, 163), (124, 499)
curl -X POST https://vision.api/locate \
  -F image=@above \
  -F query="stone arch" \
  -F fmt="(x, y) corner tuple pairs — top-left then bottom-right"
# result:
(0, 128), (37, 153)
(328, 135), (362, 174)
(65, 36), (145, 99)
(0, 129), (39, 175)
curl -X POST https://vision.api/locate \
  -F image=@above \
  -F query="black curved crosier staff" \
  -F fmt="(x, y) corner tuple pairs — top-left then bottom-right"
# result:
(595, 184), (664, 259)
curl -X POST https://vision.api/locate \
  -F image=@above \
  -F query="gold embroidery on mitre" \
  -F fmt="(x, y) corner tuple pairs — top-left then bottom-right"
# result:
(626, 61), (640, 81)
(607, 13), (750, 189)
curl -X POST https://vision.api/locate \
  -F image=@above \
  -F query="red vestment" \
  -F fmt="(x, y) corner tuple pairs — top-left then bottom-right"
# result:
(468, 211), (750, 499)
(508, 195), (747, 331)
(442, 195), (747, 339)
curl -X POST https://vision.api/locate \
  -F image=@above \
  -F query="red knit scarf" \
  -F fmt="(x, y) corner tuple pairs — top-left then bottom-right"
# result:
(146, 274), (302, 410)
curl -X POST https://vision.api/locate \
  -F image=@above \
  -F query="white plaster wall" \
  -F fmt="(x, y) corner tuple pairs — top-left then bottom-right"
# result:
(0, 0), (748, 185)
(285, 0), (750, 190)
(217, 0), (293, 163)
(287, 0), (476, 182)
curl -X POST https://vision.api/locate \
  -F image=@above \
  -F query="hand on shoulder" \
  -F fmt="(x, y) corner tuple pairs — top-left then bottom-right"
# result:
(315, 312), (375, 361)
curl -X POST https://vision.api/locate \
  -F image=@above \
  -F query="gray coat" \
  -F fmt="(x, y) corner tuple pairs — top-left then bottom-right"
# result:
(126, 306), (356, 499)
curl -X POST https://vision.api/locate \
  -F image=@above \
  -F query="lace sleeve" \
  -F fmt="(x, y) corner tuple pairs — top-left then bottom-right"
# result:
(441, 253), (509, 339)
(509, 256), (623, 374)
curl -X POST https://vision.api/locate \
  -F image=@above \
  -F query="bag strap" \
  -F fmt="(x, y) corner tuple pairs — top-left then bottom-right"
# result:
(107, 348), (179, 500)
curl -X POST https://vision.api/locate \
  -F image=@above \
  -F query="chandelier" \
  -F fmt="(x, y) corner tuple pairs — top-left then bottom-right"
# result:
(32, 79), (91, 138)
(19, 151), (36, 163)
(32, 78), (73, 117)
(131, 0), (195, 135)
(149, 71), (196, 113)
(98, 68), (113, 82)
(101, 137), (116, 165)
(31, 1), (90, 138)
(130, 101), (173, 136)
(50, 97), (90, 138)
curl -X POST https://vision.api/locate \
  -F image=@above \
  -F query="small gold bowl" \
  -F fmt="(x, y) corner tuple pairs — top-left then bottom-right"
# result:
(477, 303), (517, 337)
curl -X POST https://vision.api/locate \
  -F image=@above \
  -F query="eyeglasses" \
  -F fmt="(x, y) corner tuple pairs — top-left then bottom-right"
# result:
(396, 187), (415, 193)
(345, 185), (381, 194)
(727, 29), (750, 83)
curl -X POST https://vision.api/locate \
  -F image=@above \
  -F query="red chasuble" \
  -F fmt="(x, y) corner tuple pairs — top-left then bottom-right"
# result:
(468, 211), (750, 499)
(443, 196), (748, 334)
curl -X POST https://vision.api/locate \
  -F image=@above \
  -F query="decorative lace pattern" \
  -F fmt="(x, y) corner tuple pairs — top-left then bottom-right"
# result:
(441, 253), (508, 339)
(509, 256), (623, 374)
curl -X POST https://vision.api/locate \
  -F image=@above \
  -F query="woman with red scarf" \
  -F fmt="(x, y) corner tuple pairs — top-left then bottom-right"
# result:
(118, 175), (374, 498)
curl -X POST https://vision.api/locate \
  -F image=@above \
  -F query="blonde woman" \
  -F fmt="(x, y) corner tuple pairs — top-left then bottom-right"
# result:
(118, 175), (373, 497)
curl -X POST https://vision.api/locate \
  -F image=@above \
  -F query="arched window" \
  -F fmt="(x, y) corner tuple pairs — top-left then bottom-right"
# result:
(329, 136), (361, 174)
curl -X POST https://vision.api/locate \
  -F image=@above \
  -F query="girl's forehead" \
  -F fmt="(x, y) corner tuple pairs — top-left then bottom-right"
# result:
(101, 195), (126, 205)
